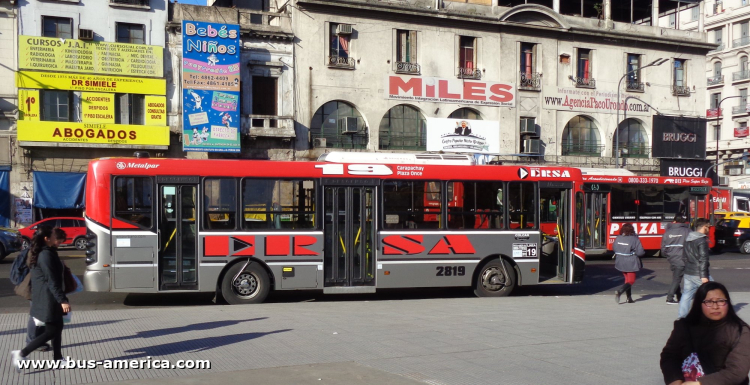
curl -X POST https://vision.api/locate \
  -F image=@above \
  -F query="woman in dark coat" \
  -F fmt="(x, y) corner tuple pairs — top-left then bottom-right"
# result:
(11, 226), (70, 372)
(613, 223), (645, 304)
(660, 281), (750, 385)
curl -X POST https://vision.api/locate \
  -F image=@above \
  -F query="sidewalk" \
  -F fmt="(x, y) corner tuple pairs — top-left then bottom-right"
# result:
(2, 292), (748, 385)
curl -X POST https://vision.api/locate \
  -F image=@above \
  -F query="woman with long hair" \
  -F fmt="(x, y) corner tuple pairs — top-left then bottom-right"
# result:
(661, 282), (750, 384)
(11, 226), (71, 372)
(613, 223), (645, 304)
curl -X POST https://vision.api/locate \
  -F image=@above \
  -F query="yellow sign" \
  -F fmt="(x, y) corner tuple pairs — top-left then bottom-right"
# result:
(18, 89), (40, 121)
(17, 71), (166, 95)
(19, 36), (163, 77)
(81, 92), (115, 123)
(144, 96), (167, 126)
(18, 121), (170, 146)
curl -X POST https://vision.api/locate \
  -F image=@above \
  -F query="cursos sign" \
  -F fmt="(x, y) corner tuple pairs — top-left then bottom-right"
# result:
(385, 75), (515, 107)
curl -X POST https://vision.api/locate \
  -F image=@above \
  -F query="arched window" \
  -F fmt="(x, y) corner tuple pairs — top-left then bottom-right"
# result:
(615, 119), (649, 158)
(714, 61), (722, 77)
(561, 116), (601, 156)
(379, 105), (426, 150)
(448, 108), (482, 120)
(310, 101), (367, 149)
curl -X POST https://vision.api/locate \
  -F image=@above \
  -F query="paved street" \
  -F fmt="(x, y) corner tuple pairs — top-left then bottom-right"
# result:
(0, 250), (748, 384)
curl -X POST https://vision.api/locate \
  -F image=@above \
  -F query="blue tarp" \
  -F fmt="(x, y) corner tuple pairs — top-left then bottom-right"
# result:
(33, 172), (86, 209)
(0, 170), (8, 227)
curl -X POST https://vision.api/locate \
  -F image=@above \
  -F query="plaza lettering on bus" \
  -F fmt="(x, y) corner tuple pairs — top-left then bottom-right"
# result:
(609, 222), (660, 236)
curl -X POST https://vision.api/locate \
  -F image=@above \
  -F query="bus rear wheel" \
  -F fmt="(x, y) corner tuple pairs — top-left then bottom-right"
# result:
(474, 259), (515, 297)
(221, 262), (270, 305)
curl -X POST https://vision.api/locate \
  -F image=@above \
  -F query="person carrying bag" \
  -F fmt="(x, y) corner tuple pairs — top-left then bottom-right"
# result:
(613, 223), (645, 304)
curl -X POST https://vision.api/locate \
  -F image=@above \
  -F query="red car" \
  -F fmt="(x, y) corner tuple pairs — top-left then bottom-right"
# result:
(19, 217), (88, 250)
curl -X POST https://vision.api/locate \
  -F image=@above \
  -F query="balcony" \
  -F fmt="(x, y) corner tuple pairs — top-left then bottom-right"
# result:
(707, 75), (724, 86)
(312, 132), (369, 150)
(379, 135), (426, 151)
(732, 105), (749, 115)
(245, 115), (295, 138)
(458, 67), (481, 79)
(110, 0), (149, 7)
(238, 10), (292, 33)
(328, 56), (355, 69)
(626, 81), (644, 92)
(617, 144), (651, 158)
(519, 72), (541, 91)
(574, 76), (596, 89)
(733, 71), (750, 82)
(395, 61), (421, 75)
(672, 85), (691, 96)
(561, 140), (603, 156)
(709, 43), (724, 53)
(734, 36), (750, 49)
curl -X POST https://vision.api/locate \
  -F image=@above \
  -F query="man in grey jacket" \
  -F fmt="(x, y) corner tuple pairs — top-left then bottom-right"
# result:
(677, 218), (712, 319)
(661, 215), (691, 305)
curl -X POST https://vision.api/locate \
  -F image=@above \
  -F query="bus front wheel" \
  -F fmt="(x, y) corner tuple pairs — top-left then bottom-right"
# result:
(221, 262), (271, 305)
(474, 259), (515, 297)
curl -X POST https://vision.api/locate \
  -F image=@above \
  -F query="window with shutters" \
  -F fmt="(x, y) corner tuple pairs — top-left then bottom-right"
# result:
(395, 30), (419, 74)
(519, 43), (540, 90)
(575, 48), (594, 88)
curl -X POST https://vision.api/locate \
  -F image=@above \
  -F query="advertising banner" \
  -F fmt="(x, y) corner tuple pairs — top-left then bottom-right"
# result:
(14, 198), (32, 225)
(660, 159), (716, 185)
(18, 89), (39, 121)
(652, 115), (707, 159)
(425, 118), (499, 154)
(17, 121), (170, 146)
(81, 92), (115, 123)
(17, 71), (166, 95)
(736, 126), (749, 137)
(19, 36), (163, 77)
(386, 75), (515, 107)
(542, 87), (652, 115)
(182, 21), (241, 153)
(145, 96), (167, 126)
(706, 108), (721, 118)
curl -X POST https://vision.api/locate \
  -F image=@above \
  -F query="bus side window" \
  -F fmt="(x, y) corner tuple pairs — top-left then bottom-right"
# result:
(113, 176), (153, 229)
(508, 182), (536, 230)
(203, 178), (237, 231)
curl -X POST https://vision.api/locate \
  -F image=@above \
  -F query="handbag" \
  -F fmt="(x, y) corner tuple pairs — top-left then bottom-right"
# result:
(682, 352), (705, 381)
(14, 272), (32, 300)
(63, 265), (78, 294)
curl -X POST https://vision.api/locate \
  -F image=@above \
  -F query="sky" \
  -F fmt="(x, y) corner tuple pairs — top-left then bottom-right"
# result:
(172, 0), (207, 5)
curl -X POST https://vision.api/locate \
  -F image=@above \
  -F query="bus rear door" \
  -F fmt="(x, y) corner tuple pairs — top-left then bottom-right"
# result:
(157, 176), (199, 290)
(582, 183), (609, 254)
(539, 181), (573, 283)
(322, 180), (377, 293)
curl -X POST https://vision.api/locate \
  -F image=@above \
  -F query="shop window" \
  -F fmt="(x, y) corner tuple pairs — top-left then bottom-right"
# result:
(114, 177), (153, 229)
(203, 178), (237, 231)
(615, 119), (649, 158)
(508, 182), (536, 230)
(116, 23), (146, 44)
(382, 180), (441, 230)
(447, 181), (504, 230)
(241, 179), (315, 230)
(379, 104), (426, 151)
(41, 90), (72, 122)
(115, 94), (145, 125)
(310, 100), (367, 149)
(561, 116), (601, 156)
(42, 16), (73, 39)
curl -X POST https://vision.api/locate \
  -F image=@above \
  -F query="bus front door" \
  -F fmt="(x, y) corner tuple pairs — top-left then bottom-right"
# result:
(584, 192), (609, 252)
(157, 178), (199, 290)
(322, 183), (376, 293)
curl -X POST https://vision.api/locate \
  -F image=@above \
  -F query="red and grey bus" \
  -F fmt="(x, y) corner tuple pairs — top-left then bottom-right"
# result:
(580, 168), (714, 255)
(82, 152), (586, 304)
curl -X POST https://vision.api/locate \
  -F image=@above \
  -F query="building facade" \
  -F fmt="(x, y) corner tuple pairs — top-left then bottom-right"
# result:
(0, 2), (17, 227)
(10, 0), (168, 224)
(290, 0), (712, 174)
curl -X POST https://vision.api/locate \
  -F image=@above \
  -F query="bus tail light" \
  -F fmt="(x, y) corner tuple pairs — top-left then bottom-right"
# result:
(85, 229), (98, 265)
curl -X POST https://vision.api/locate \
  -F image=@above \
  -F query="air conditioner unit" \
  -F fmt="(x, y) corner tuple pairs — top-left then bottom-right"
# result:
(719, 176), (730, 186)
(520, 119), (538, 136)
(338, 117), (359, 134)
(313, 138), (326, 148)
(336, 24), (353, 35)
(79, 28), (94, 41)
(522, 139), (541, 154)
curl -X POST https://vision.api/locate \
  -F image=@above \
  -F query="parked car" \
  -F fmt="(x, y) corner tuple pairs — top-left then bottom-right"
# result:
(18, 217), (88, 250)
(714, 215), (750, 254)
(0, 226), (23, 261)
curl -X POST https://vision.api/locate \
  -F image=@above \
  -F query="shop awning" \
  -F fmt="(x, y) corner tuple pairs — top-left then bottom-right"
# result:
(33, 172), (86, 209)
(0, 170), (8, 227)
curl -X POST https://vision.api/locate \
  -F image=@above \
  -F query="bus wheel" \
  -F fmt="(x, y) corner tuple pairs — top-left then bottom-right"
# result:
(741, 241), (750, 255)
(221, 262), (270, 305)
(474, 259), (515, 297)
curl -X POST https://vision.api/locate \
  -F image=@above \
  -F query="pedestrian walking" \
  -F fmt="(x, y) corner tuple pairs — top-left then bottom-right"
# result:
(660, 282), (750, 385)
(9, 230), (50, 351)
(613, 223), (645, 304)
(10, 227), (71, 373)
(662, 215), (691, 305)
(679, 218), (713, 319)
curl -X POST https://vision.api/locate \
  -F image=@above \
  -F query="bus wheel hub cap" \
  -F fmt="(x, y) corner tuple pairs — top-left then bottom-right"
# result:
(482, 267), (505, 291)
(234, 273), (257, 296)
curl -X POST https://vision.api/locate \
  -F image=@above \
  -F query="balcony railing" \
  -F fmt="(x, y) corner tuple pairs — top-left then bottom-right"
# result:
(561, 140), (603, 156)
(238, 10), (292, 31)
(626, 81), (644, 92)
(311, 132), (368, 150)
(707, 75), (724, 86)
(519, 72), (541, 90)
(734, 36), (750, 48)
(379, 135), (427, 151)
(617, 144), (651, 158)
(328, 56), (355, 69)
(395, 61), (421, 74)
(733, 71), (750, 81)
(672, 85), (691, 96)
(574, 76), (596, 89)
(458, 67), (481, 79)
(110, 0), (149, 6)
(732, 105), (749, 115)
(709, 43), (725, 53)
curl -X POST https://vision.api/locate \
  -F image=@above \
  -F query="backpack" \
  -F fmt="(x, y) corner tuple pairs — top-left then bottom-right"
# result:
(10, 249), (30, 286)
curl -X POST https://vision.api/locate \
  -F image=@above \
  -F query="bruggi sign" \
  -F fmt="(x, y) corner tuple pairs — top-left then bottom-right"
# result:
(386, 75), (516, 107)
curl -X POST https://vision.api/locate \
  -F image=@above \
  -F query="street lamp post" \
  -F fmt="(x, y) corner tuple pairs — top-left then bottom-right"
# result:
(615, 58), (669, 168)
(711, 95), (742, 181)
